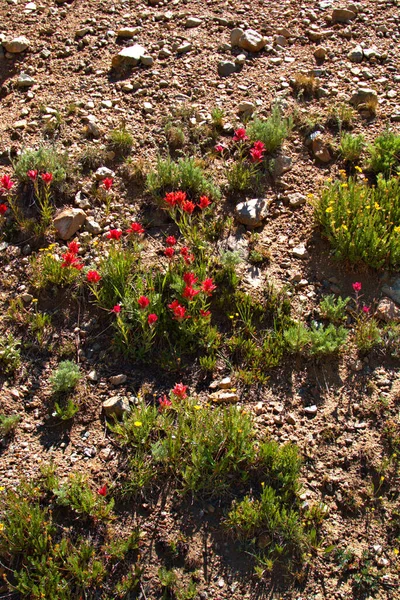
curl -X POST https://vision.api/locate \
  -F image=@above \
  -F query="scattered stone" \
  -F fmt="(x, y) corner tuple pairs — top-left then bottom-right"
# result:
(21, 292), (33, 303)
(85, 217), (101, 235)
(287, 413), (297, 425)
(292, 243), (308, 259)
(307, 29), (334, 42)
(350, 87), (378, 106)
(102, 396), (131, 417)
(230, 28), (244, 47)
(143, 101), (154, 114)
(376, 298), (400, 322)
(312, 136), (332, 162)
(112, 44), (146, 69)
(314, 47), (327, 60)
(235, 198), (268, 228)
(381, 279), (400, 307)
(238, 101), (255, 115)
(304, 405), (318, 416)
(116, 27), (140, 39)
(176, 42), (192, 54)
(218, 377), (232, 389)
(109, 374), (127, 385)
(273, 154), (292, 178)
(235, 53), (246, 66)
(3, 36), (30, 53)
(332, 8), (356, 23)
(238, 29), (266, 52)
(95, 167), (115, 180)
(87, 370), (98, 382)
(53, 208), (86, 240)
(75, 190), (90, 210)
(141, 54), (154, 66)
(16, 73), (35, 88)
(287, 192), (306, 208)
(218, 60), (236, 77)
(185, 17), (202, 28)
(348, 45), (363, 63)
(208, 390), (239, 403)
(245, 265), (263, 288)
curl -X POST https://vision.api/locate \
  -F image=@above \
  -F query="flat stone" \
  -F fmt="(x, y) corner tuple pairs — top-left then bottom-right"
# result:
(292, 243), (308, 259)
(348, 45), (363, 63)
(16, 73), (35, 88)
(304, 405), (318, 416)
(238, 101), (255, 114)
(176, 42), (192, 54)
(53, 208), (86, 240)
(273, 154), (292, 178)
(238, 29), (266, 52)
(287, 192), (306, 208)
(185, 17), (202, 28)
(314, 47), (327, 60)
(218, 60), (236, 77)
(3, 36), (30, 53)
(350, 87), (378, 106)
(307, 29), (335, 42)
(102, 396), (131, 418)
(235, 198), (268, 228)
(141, 54), (154, 66)
(112, 44), (146, 69)
(312, 136), (332, 162)
(95, 167), (115, 180)
(332, 8), (356, 23)
(208, 390), (239, 403)
(116, 27), (140, 39)
(109, 374), (127, 385)
(376, 298), (400, 323)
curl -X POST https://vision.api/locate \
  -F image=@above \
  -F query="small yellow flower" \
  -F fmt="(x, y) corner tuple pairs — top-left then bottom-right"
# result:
(342, 224), (348, 231)
(194, 405), (201, 410)
(325, 206), (334, 213)
(341, 183), (348, 188)
(365, 205), (370, 210)
(380, 475), (384, 482)
(394, 226), (400, 234)
(134, 421), (142, 427)
(354, 166), (363, 173)
(326, 177), (333, 183)
(394, 548), (399, 555)
(229, 315), (234, 319)
(374, 203), (381, 210)
(0, 523), (4, 532)
(32, 298), (38, 303)
(0, 486), (4, 492)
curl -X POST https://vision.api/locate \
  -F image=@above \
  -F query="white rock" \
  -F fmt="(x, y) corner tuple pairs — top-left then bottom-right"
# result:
(53, 208), (86, 240)
(3, 36), (30, 53)
(235, 198), (268, 228)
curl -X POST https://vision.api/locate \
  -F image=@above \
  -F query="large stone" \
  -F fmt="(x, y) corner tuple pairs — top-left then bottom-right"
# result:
(3, 36), (30, 53)
(53, 208), (86, 240)
(350, 87), (378, 106)
(382, 278), (400, 306)
(307, 29), (335, 42)
(287, 192), (306, 208)
(376, 298), (400, 323)
(208, 390), (239, 403)
(238, 29), (266, 52)
(218, 60), (236, 77)
(116, 27), (140, 39)
(235, 198), (268, 228)
(16, 73), (35, 88)
(348, 45), (363, 63)
(312, 136), (332, 163)
(102, 396), (131, 418)
(112, 44), (146, 69)
(230, 28), (244, 47)
(332, 8), (356, 23)
(292, 243), (308, 259)
(185, 17), (202, 28)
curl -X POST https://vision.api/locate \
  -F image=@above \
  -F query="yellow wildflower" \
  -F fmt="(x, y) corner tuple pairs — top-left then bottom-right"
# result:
(374, 203), (381, 210)
(354, 166), (363, 173)
(341, 183), (348, 188)
(325, 206), (334, 213)
(194, 405), (201, 410)
(134, 421), (142, 427)
(0, 523), (4, 532)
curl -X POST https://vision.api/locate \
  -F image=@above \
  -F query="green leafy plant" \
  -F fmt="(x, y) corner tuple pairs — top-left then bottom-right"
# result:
(108, 123), (133, 157)
(283, 322), (310, 353)
(13, 147), (68, 188)
(0, 413), (21, 437)
(211, 106), (225, 129)
(54, 398), (79, 421)
(0, 333), (21, 374)
(50, 360), (81, 393)
(339, 132), (365, 163)
(309, 322), (348, 355)
(319, 294), (350, 323)
(165, 122), (186, 149)
(247, 105), (293, 153)
(314, 175), (400, 269)
(53, 473), (114, 520)
(368, 130), (400, 178)
(354, 315), (381, 353)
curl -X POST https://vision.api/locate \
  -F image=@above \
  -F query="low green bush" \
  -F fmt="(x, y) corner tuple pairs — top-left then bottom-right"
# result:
(368, 130), (400, 178)
(50, 360), (81, 393)
(247, 105), (293, 153)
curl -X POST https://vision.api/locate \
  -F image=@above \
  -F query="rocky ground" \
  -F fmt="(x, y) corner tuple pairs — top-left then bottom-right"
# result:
(0, 0), (400, 598)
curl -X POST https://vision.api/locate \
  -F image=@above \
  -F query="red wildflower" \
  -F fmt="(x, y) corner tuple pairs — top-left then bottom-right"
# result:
(250, 147), (264, 163)
(127, 222), (144, 235)
(107, 229), (123, 240)
(158, 395), (172, 411)
(182, 200), (195, 214)
(172, 383), (188, 399)
(183, 285), (200, 300)
(97, 484), (107, 496)
(103, 177), (113, 191)
(138, 295), (150, 309)
(201, 278), (217, 296)
(166, 235), (177, 246)
(233, 128), (248, 142)
(27, 169), (38, 181)
(0, 175), (14, 190)
(214, 144), (224, 153)
(41, 172), (53, 185)
(164, 191), (187, 207)
(183, 253), (195, 265)
(183, 272), (198, 286)
(61, 251), (83, 269)
(86, 270), (101, 283)
(168, 300), (189, 321)
(67, 241), (80, 254)
(198, 196), (211, 210)
(352, 282), (362, 293)
(200, 309), (211, 318)
(362, 305), (370, 314)
(148, 313), (158, 325)
(174, 191), (187, 206)
(112, 305), (121, 314)
(0, 203), (7, 215)
(164, 247), (175, 258)
(180, 246), (189, 257)
(253, 141), (265, 152)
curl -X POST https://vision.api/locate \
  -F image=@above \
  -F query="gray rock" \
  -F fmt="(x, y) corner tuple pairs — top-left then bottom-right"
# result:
(382, 278), (400, 306)
(307, 29), (335, 42)
(350, 87), (378, 106)
(95, 167), (115, 180)
(235, 53), (246, 66)
(376, 298), (400, 323)
(348, 45), (363, 63)
(16, 73), (35, 88)
(218, 60), (236, 77)
(88, 370), (98, 382)
(238, 29), (266, 52)
(75, 191), (90, 210)
(238, 101), (255, 114)
(292, 243), (308, 259)
(109, 374), (127, 386)
(185, 17), (202, 28)
(304, 405), (318, 416)
(3, 36), (30, 53)
(230, 28), (244, 47)
(176, 42), (192, 54)
(21, 293), (33, 303)
(85, 217), (101, 235)
(332, 8), (356, 23)
(53, 208), (87, 240)
(235, 198), (268, 228)
(273, 154), (292, 178)
(140, 54), (154, 66)
(287, 192), (306, 208)
(208, 390), (239, 403)
(102, 396), (131, 418)
(112, 44), (146, 69)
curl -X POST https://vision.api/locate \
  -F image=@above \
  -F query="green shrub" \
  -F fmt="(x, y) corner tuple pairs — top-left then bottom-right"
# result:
(108, 124), (133, 156)
(354, 317), (381, 352)
(0, 333), (21, 374)
(165, 122), (186, 149)
(283, 322), (310, 353)
(339, 132), (365, 163)
(146, 156), (220, 201)
(54, 398), (79, 420)
(314, 176), (400, 269)
(327, 102), (355, 130)
(226, 160), (257, 193)
(319, 294), (350, 323)
(368, 130), (400, 178)
(0, 413), (21, 437)
(247, 105), (293, 153)
(13, 147), (68, 187)
(309, 322), (348, 355)
(50, 360), (81, 393)
(211, 106), (225, 129)
(53, 473), (114, 520)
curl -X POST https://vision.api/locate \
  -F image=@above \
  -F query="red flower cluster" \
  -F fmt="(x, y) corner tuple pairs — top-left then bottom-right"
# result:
(352, 282), (362, 293)
(112, 305), (121, 314)
(41, 172), (53, 185)
(87, 270), (101, 283)
(183, 285), (199, 300)
(166, 235), (177, 246)
(172, 383), (188, 399)
(138, 295), (150, 309)
(168, 300), (189, 321)
(107, 229), (123, 240)
(233, 128), (248, 142)
(198, 195), (211, 209)
(0, 175), (14, 191)
(250, 140), (265, 163)
(164, 191), (187, 207)
(158, 395), (172, 411)
(127, 222), (144, 235)
(61, 241), (83, 270)
(164, 246), (175, 258)
(148, 313), (158, 325)
(201, 277), (217, 296)
(27, 170), (38, 181)
(164, 191), (212, 212)
(183, 272), (198, 286)
(180, 246), (194, 264)
(103, 177), (113, 191)
(97, 484), (107, 496)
